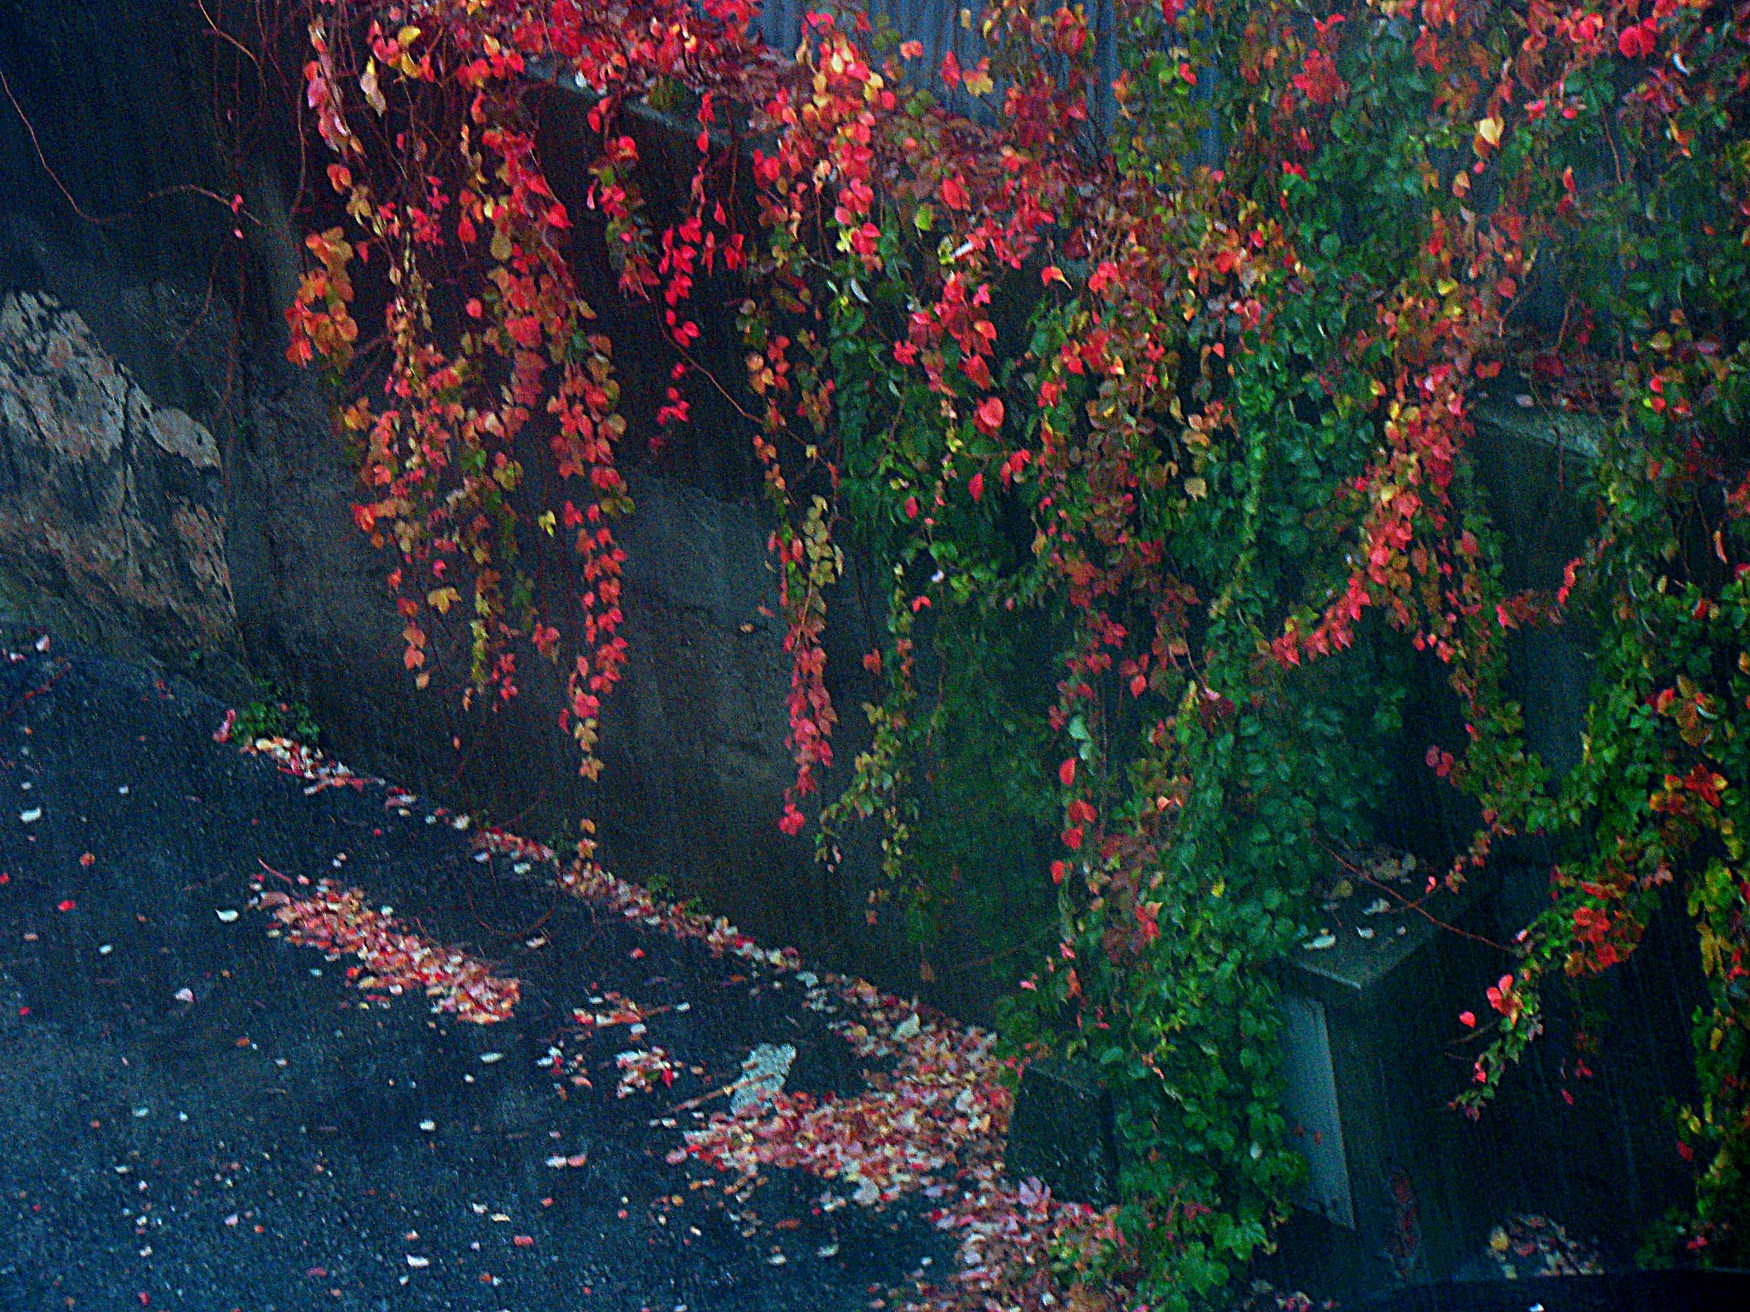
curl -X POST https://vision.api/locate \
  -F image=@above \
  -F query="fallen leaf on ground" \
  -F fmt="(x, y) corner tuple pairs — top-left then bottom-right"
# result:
(261, 881), (519, 1024)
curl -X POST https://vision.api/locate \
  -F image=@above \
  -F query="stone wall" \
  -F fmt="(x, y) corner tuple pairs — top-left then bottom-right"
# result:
(0, 0), (1695, 1030)
(0, 289), (232, 652)
(0, 0), (961, 1015)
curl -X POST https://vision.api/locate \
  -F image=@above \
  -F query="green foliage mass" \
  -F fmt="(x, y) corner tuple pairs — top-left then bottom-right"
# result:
(795, 1), (1750, 1302)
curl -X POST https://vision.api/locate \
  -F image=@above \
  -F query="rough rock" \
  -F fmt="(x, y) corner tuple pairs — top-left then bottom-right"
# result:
(0, 290), (233, 651)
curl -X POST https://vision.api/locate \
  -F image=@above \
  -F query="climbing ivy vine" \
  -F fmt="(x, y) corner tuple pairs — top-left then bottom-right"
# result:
(285, 0), (1750, 1302)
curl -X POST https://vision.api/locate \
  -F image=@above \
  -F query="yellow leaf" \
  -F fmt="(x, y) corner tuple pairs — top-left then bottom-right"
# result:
(536, 510), (557, 536)
(427, 586), (462, 615)
(397, 26), (422, 46)
(1699, 923), (1721, 976)
(1184, 476), (1208, 499)
(1476, 115), (1503, 146)
(361, 60), (386, 115)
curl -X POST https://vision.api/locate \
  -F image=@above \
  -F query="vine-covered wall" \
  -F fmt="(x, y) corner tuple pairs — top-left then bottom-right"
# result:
(5, 0), (1747, 1306)
(0, 0), (999, 1019)
(274, 0), (1750, 1302)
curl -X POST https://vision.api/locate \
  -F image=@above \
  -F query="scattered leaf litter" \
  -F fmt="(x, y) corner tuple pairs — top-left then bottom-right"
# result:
(576, 992), (649, 1036)
(560, 863), (802, 972)
(679, 982), (998, 1203)
(476, 825), (559, 868)
(221, 724), (1119, 1310)
(615, 1048), (676, 1097)
(256, 881), (519, 1024)
(1486, 1213), (1604, 1278)
(665, 973), (1118, 1308)
(542, 991), (679, 1090)
(239, 733), (366, 796)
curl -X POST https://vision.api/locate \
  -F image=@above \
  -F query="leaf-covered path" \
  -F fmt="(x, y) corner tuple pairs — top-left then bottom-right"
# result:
(0, 644), (963, 1312)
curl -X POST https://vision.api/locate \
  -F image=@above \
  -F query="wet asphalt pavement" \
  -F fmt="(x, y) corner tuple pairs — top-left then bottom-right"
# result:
(0, 646), (952, 1312)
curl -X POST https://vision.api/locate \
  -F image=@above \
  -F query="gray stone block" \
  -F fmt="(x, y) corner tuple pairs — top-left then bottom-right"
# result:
(1004, 1058), (1120, 1205)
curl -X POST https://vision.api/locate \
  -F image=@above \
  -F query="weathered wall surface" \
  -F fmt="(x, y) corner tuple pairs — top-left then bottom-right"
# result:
(0, 0), (957, 1014)
(0, 289), (232, 652)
